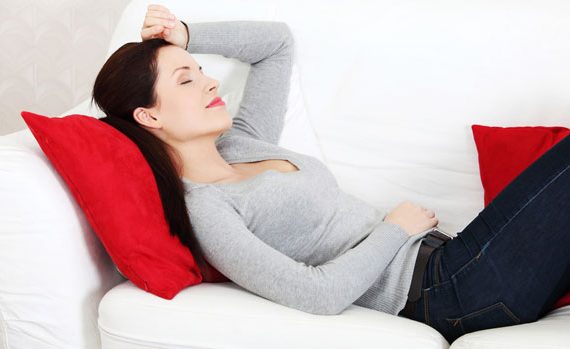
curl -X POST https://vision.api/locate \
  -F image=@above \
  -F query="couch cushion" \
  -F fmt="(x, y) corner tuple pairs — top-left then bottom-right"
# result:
(98, 281), (449, 349)
(448, 305), (570, 349)
(0, 129), (125, 348)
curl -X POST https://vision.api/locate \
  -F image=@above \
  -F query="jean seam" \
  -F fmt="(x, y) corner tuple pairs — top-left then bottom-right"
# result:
(434, 250), (442, 285)
(499, 302), (521, 324)
(472, 163), (570, 265)
(492, 164), (569, 240)
(451, 249), (483, 279)
(423, 288), (430, 326)
(441, 251), (451, 284)
(446, 301), (521, 325)
(448, 164), (570, 285)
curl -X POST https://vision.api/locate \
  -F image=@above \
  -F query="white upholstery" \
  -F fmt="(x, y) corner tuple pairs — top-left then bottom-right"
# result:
(0, 129), (126, 348)
(99, 281), (447, 349)
(2, 0), (570, 348)
(0, 1), (322, 347)
(449, 305), (570, 348)
(0, 28), (320, 349)
(97, 0), (570, 348)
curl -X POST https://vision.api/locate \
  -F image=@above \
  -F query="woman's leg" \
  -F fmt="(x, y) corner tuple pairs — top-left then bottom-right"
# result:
(411, 134), (570, 343)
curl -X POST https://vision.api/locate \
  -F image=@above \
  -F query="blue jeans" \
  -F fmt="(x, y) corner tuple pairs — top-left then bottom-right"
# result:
(401, 134), (570, 344)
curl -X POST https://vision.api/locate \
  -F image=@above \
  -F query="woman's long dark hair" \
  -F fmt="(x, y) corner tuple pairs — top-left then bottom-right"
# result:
(91, 38), (210, 279)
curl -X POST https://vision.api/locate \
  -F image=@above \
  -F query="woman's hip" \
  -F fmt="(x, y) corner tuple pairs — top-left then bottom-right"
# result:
(402, 134), (570, 343)
(409, 246), (524, 344)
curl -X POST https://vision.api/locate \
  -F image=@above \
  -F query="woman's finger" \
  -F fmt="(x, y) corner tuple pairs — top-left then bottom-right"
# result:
(143, 16), (176, 30)
(141, 25), (164, 40)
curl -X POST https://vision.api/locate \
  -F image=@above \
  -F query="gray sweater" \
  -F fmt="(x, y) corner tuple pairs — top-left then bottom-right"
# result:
(181, 21), (429, 316)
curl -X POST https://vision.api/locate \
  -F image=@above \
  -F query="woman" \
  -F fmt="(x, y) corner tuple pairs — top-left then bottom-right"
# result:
(91, 4), (569, 344)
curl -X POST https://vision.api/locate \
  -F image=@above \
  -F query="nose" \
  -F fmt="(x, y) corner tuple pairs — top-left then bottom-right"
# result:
(207, 77), (219, 93)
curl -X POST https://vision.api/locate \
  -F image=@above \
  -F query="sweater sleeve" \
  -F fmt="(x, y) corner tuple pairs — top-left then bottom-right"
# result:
(187, 193), (411, 316)
(185, 20), (294, 145)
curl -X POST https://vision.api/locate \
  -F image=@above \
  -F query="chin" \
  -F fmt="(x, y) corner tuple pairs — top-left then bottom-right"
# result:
(224, 114), (233, 129)
(215, 120), (232, 138)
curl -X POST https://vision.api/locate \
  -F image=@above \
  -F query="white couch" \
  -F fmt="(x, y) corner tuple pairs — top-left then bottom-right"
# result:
(2, 0), (570, 348)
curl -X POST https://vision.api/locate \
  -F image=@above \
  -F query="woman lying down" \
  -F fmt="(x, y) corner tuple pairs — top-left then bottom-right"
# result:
(91, 4), (570, 344)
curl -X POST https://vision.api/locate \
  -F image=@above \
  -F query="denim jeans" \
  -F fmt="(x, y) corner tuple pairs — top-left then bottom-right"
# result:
(400, 134), (570, 344)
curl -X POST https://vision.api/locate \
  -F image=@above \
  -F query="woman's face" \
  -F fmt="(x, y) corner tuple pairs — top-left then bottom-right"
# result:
(137, 45), (232, 143)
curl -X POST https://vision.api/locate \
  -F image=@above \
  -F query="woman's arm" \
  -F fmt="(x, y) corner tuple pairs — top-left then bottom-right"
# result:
(183, 20), (294, 145)
(187, 192), (410, 316)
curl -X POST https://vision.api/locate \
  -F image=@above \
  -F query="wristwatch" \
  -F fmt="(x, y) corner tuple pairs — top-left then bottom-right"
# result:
(180, 20), (190, 50)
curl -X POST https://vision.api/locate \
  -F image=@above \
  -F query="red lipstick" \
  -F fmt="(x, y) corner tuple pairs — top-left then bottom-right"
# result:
(206, 96), (225, 108)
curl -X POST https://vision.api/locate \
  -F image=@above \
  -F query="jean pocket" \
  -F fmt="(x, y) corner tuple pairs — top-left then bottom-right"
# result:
(445, 301), (521, 335)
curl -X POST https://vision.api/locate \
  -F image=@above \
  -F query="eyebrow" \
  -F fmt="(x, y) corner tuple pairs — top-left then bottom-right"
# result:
(171, 65), (202, 77)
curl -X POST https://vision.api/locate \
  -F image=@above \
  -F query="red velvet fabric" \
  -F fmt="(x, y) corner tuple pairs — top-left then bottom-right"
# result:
(21, 111), (213, 299)
(471, 124), (570, 310)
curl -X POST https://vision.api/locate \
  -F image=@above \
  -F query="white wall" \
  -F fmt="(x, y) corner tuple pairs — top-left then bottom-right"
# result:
(0, 0), (130, 136)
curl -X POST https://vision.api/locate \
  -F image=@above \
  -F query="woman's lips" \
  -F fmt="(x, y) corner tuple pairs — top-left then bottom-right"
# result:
(206, 97), (225, 108)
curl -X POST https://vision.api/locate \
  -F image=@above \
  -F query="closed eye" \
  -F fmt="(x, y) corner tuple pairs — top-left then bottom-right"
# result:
(180, 66), (203, 85)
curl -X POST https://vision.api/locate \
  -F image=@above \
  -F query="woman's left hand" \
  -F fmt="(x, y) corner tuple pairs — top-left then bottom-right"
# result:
(140, 4), (188, 49)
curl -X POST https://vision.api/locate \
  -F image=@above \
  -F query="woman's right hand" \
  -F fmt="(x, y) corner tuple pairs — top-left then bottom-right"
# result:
(140, 4), (188, 49)
(383, 201), (438, 237)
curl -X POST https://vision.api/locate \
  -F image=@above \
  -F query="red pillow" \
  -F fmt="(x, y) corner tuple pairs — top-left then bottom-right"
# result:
(21, 111), (226, 300)
(471, 124), (570, 311)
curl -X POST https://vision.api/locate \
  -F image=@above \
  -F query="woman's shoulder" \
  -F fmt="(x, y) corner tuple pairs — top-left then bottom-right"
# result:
(183, 183), (235, 213)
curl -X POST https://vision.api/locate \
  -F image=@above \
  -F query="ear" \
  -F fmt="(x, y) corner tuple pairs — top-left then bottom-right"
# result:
(133, 107), (159, 128)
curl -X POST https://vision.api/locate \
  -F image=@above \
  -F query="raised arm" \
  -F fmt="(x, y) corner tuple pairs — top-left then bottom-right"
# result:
(186, 193), (410, 316)
(183, 20), (294, 144)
